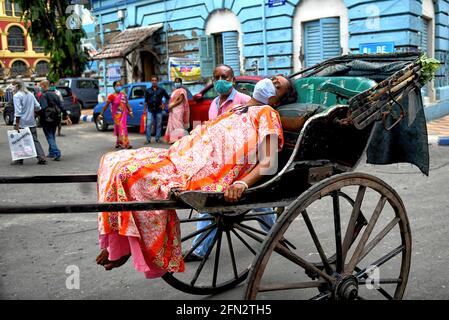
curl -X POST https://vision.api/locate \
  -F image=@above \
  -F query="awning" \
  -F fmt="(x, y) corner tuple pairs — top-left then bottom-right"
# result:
(91, 23), (163, 60)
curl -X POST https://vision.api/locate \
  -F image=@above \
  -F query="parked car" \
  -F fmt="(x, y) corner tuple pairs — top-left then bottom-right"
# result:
(55, 86), (82, 124)
(57, 78), (99, 109)
(93, 76), (264, 131)
(3, 86), (81, 126)
(93, 81), (193, 132)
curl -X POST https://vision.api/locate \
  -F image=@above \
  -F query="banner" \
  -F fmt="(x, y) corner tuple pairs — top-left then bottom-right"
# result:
(107, 63), (122, 83)
(169, 57), (201, 82)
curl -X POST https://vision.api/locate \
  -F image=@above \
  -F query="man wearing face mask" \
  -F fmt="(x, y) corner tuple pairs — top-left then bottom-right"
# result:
(208, 64), (251, 120)
(184, 74), (284, 262)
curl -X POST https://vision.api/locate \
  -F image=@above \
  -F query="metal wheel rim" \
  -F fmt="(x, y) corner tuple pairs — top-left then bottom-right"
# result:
(244, 172), (411, 300)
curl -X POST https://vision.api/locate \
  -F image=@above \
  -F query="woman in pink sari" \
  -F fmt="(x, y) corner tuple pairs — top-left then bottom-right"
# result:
(164, 78), (190, 143)
(95, 76), (292, 278)
(98, 80), (134, 149)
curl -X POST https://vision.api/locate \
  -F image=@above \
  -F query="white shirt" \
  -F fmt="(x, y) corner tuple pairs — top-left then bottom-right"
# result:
(13, 90), (41, 128)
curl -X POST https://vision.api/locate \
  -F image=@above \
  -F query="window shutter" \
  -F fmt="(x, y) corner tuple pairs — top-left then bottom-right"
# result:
(304, 17), (341, 68)
(421, 18), (429, 55)
(222, 31), (241, 76)
(421, 18), (430, 96)
(304, 20), (322, 68)
(199, 35), (216, 78)
(321, 17), (341, 60)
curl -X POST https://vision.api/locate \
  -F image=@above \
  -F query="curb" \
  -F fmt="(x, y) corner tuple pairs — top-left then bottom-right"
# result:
(428, 135), (449, 146)
(81, 115), (94, 122)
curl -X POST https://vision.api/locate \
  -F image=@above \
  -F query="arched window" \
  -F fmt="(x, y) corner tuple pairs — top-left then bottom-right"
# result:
(8, 26), (25, 52)
(35, 61), (49, 76)
(10, 60), (28, 77)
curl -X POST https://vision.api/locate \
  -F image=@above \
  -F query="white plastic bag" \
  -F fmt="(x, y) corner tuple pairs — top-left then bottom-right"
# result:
(7, 127), (37, 161)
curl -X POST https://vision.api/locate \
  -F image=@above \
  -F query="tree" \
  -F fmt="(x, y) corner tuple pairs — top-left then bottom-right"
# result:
(14, 0), (89, 81)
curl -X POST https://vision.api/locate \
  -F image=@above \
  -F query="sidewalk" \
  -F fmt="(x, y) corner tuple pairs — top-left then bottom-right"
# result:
(427, 114), (449, 146)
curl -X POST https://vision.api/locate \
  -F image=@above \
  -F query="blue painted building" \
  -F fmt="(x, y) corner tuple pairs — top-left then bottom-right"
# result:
(90, 0), (449, 117)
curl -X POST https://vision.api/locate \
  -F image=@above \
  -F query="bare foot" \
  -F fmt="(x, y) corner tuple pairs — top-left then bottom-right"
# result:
(96, 249), (110, 266)
(104, 254), (131, 271)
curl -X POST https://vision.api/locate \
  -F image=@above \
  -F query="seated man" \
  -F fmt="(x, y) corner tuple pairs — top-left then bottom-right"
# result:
(95, 76), (293, 279)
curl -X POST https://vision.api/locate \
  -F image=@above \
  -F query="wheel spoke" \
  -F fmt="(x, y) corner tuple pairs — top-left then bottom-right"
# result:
(310, 291), (332, 300)
(181, 222), (217, 242)
(258, 280), (326, 293)
(230, 229), (257, 255)
(346, 196), (387, 273)
(190, 227), (220, 287)
(332, 191), (343, 273)
(359, 217), (400, 262)
(183, 226), (215, 259)
(342, 186), (366, 263)
(359, 278), (402, 285)
(188, 208), (194, 219)
(301, 209), (333, 275)
(179, 217), (214, 223)
(270, 242), (336, 284)
(233, 224), (265, 243)
(226, 230), (239, 280)
(356, 245), (405, 278)
(212, 228), (223, 287)
(237, 223), (268, 237)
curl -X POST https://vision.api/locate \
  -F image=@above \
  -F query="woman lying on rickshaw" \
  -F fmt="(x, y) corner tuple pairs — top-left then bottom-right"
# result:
(95, 76), (294, 278)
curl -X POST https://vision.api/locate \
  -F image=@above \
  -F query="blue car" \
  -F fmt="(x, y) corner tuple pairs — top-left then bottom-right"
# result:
(93, 81), (193, 132)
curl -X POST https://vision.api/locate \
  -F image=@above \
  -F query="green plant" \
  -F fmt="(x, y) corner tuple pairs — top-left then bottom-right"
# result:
(419, 55), (441, 86)
(14, 0), (89, 82)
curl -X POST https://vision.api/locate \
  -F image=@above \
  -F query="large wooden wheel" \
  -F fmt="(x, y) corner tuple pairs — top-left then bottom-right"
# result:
(162, 207), (282, 295)
(244, 173), (412, 300)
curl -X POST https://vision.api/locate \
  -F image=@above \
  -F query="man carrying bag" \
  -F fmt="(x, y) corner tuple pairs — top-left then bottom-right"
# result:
(39, 80), (71, 161)
(10, 80), (47, 165)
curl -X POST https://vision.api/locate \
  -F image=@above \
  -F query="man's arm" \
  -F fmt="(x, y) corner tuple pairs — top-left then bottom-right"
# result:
(13, 94), (22, 131)
(143, 90), (149, 113)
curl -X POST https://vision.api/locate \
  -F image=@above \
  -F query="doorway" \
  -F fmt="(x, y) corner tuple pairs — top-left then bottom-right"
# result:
(141, 51), (156, 81)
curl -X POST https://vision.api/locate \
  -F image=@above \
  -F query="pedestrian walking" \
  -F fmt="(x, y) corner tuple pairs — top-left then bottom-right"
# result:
(143, 76), (170, 144)
(163, 77), (190, 143)
(49, 81), (65, 137)
(98, 80), (134, 149)
(39, 80), (72, 161)
(10, 80), (46, 165)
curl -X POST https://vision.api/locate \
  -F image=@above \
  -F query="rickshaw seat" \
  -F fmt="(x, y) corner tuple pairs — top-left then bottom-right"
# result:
(294, 76), (377, 107)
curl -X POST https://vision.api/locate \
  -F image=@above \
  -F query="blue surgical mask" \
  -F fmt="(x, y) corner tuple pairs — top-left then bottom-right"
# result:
(253, 78), (277, 105)
(114, 86), (122, 93)
(174, 83), (182, 89)
(214, 80), (233, 95)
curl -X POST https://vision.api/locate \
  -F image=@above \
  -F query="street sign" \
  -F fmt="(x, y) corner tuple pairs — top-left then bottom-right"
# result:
(359, 42), (395, 54)
(268, 0), (286, 8)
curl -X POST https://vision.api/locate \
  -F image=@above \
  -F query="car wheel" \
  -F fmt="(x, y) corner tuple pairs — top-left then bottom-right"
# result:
(95, 114), (109, 131)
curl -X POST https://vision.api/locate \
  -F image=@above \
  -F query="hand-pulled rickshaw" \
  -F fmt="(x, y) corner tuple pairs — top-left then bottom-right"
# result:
(0, 52), (437, 300)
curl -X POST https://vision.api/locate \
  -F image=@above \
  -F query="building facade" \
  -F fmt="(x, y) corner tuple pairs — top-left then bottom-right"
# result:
(91, 0), (449, 117)
(0, 0), (50, 81)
